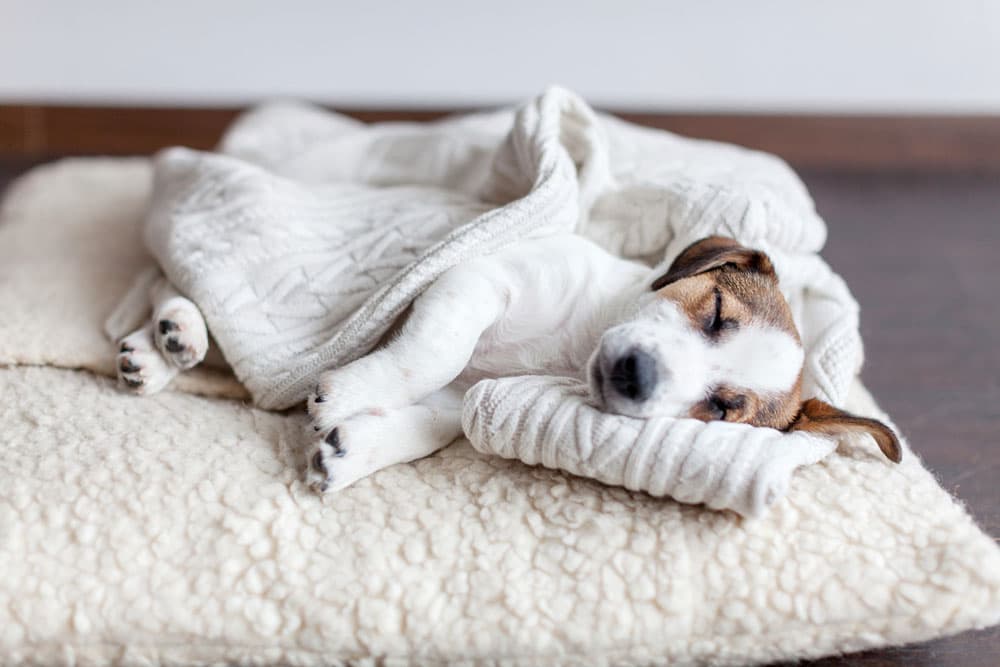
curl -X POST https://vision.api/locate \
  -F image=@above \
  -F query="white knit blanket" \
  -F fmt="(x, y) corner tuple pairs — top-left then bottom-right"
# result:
(142, 87), (860, 411)
(463, 376), (837, 518)
(135, 87), (863, 516)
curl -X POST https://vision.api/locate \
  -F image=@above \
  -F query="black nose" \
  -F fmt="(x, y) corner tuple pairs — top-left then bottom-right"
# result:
(609, 349), (658, 402)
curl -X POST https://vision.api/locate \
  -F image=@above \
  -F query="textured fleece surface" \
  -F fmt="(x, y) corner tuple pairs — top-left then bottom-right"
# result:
(1, 365), (998, 667)
(1, 146), (999, 666)
(0, 157), (248, 401)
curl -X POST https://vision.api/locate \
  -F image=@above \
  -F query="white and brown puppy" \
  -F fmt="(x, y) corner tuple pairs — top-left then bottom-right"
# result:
(116, 236), (901, 493)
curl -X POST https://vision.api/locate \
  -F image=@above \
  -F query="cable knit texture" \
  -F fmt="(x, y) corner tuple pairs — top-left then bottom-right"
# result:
(1, 122), (999, 666)
(462, 376), (837, 518)
(138, 87), (860, 411)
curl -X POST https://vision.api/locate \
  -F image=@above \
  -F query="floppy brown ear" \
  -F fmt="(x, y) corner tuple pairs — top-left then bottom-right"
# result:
(652, 236), (775, 290)
(788, 398), (902, 463)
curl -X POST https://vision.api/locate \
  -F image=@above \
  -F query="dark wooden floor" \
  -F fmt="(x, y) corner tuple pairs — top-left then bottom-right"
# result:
(787, 169), (1000, 665)
(1, 159), (997, 665)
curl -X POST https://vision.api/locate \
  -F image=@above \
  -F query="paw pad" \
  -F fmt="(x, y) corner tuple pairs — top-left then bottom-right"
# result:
(158, 319), (179, 335)
(153, 311), (207, 370)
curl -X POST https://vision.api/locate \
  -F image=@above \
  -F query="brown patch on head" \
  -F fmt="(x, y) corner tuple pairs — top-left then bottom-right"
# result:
(652, 237), (805, 429)
(788, 398), (902, 463)
(652, 236), (799, 343)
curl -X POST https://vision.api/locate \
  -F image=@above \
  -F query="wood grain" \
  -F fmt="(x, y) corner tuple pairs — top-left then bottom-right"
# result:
(0, 159), (997, 665)
(2, 104), (1000, 170)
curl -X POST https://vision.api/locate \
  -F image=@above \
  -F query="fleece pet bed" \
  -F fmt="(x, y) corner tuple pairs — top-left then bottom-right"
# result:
(2, 147), (1000, 667)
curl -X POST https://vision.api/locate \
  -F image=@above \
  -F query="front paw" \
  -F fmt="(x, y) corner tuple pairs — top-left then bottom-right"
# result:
(154, 302), (208, 370)
(116, 328), (177, 395)
(306, 428), (349, 494)
(307, 366), (389, 433)
(306, 414), (395, 495)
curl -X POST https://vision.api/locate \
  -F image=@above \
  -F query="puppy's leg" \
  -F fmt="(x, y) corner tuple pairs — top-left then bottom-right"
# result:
(308, 265), (504, 432)
(306, 387), (464, 493)
(116, 323), (179, 395)
(149, 279), (209, 370)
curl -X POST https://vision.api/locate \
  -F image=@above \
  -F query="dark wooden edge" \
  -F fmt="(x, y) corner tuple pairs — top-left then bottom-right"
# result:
(2, 104), (1000, 170)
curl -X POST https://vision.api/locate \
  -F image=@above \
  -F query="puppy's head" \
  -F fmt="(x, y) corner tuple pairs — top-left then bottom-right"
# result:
(588, 236), (900, 463)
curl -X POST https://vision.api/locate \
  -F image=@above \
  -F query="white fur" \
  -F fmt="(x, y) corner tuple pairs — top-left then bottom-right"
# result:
(116, 278), (207, 394)
(119, 234), (803, 493)
(116, 323), (178, 395)
(304, 234), (803, 492)
(305, 235), (648, 491)
(149, 281), (209, 370)
(592, 296), (804, 418)
(591, 295), (711, 418)
(716, 325), (804, 393)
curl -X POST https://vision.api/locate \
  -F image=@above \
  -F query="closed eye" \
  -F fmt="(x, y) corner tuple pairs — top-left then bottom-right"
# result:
(705, 287), (737, 337)
(707, 393), (746, 421)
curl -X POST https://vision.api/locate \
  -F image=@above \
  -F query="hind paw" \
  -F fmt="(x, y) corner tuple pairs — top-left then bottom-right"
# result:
(153, 298), (208, 369)
(117, 325), (177, 395)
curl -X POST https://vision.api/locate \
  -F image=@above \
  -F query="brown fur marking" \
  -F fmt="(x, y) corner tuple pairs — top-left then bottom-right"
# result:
(652, 237), (803, 429)
(788, 398), (902, 463)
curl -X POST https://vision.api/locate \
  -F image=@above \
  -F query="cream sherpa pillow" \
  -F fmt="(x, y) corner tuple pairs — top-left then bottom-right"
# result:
(0, 366), (998, 667)
(1, 155), (998, 667)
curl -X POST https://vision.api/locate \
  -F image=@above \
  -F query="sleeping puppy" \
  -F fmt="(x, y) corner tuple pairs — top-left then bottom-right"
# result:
(116, 236), (901, 493)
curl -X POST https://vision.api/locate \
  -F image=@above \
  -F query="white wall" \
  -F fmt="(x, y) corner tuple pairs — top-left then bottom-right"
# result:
(3, 0), (999, 112)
